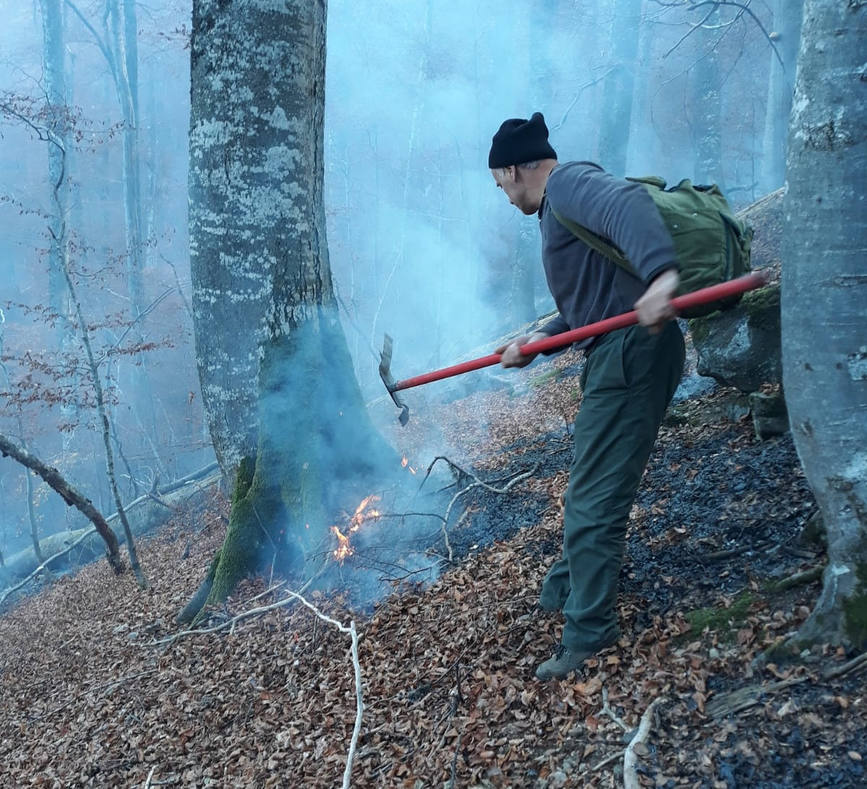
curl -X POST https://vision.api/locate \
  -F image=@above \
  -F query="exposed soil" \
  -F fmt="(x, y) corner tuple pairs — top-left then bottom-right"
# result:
(1, 345), (864, 788)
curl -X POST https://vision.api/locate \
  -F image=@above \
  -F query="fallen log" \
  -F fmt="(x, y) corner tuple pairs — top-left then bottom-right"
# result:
(0, 462), (221, 603)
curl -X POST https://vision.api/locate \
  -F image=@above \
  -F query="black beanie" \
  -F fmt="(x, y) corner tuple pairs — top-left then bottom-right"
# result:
(488, 112), (557, 168)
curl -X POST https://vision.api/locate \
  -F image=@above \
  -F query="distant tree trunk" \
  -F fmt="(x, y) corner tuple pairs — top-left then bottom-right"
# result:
(25, 463), (44, 564)
(760, 0), (805, 194)
(782, 0), (867, 650)
(597, 0), (642, 176)
(39, 0), (68, 313)
(184, 0), (396, 622)
(0, 327), (44, 565)
(0, 433), (124, 575)
(106, 0), (144, 315)
(691, 9), (724, 187)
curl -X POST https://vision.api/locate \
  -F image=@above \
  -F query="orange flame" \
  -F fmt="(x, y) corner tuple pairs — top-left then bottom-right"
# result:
(331, 526), (353, 561)
(331, 495), (382, 562)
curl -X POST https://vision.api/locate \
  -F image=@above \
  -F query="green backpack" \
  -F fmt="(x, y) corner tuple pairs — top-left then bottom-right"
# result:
(551, 176), (753, 318)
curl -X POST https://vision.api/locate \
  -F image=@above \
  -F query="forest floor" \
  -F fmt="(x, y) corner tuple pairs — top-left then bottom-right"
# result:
(1, 345), (866, 789)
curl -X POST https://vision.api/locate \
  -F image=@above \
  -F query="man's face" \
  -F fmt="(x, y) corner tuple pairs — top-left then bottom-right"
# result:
(492, 166), (536, 215)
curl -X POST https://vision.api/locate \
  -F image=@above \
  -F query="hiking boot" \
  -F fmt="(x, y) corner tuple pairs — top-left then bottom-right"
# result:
(535, 638), (616, 680)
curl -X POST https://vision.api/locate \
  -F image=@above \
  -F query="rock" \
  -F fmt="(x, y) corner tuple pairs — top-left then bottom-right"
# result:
(749, 390), (789, 440)
(688, 285), (781, 392)
(672, 370), (717, 404)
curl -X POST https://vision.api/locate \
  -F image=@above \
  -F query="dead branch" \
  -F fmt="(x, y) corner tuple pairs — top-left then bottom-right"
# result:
(150, 575), (316, 646)
(0, 433), (123, 576)
(279, 589), (363, 789)
(599, 686), (630, 732)
(152, 580), (365, 787)
(623, 698), (662, 789)
(706, 675), (809, 718)
(767, 565), (824, 593)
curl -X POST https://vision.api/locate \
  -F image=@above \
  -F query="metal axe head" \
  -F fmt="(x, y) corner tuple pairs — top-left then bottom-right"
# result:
(379, 334), (410, 426)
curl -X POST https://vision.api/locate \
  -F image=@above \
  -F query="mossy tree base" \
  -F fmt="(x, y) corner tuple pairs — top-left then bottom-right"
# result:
(178, 312), (399, 625)
(789, 558), (867, 653)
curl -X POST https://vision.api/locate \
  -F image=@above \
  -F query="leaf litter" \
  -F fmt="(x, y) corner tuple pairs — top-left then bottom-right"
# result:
(1, 348), (865, 788)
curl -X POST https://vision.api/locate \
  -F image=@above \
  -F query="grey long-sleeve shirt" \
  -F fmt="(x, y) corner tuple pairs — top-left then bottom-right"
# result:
(538, 161), (678, 349)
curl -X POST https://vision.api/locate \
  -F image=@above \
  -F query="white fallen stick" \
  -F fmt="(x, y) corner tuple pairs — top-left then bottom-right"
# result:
(623, 698), (662, 789)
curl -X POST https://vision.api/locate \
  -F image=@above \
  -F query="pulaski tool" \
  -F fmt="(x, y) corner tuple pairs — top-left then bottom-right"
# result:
(379, 272), (768, 425)
(379, 334), (410, 426)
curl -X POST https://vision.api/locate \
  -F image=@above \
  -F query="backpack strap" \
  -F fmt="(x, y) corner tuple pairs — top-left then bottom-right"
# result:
(549, 207), (642, 281)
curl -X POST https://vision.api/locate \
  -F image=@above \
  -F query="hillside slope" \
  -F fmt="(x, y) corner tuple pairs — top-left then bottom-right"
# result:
(1, 350), (864, 788)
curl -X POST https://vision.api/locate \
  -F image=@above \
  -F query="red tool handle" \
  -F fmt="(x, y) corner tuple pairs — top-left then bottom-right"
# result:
(391, 272), (768, 392)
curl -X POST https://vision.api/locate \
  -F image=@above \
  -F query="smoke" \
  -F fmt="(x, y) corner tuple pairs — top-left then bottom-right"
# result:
(0, 0), (782, 592)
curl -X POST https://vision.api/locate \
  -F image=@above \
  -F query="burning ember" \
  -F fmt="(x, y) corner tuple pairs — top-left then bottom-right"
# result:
(401, 455), (417, 475)
(330, 494), (382, 562)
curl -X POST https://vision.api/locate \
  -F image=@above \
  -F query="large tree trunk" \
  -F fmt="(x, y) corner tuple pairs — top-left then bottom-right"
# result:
(782, 0), (867, 650)
(184, 0), (396, 622)
(759, 0), (805, 194)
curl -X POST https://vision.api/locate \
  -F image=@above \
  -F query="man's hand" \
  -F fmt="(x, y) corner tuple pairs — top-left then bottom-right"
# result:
(495, 331), (549, 368)
(635, 268), (679, 333)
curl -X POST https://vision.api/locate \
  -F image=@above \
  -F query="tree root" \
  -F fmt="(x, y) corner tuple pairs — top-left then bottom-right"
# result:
(823, 651), (867, 680)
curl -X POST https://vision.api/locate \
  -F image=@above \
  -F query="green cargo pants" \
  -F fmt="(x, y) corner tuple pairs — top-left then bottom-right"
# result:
(539, 321), (685, 650)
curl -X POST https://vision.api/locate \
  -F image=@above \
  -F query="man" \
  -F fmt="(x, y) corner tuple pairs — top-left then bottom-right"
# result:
(489, 112), (685, 680)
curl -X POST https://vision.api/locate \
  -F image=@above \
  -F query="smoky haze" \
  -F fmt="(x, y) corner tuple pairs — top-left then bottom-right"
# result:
(0, 0), (785, 585)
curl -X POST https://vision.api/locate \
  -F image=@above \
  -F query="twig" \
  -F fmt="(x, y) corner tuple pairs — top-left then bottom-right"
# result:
(245, 581), (286, 606)
(37, 669), (157, 721)
(592, 750), (624, 772)
(447, 731), (463, 788)
(599, 687), (629, 732)
(149, 575), (316, 646)
(143, 766), (156, 788)
(278, 590), (363, 789)
(440, 464), (538, 562)
(146, 491), (175, 511)
(623, 698), (662, 789)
